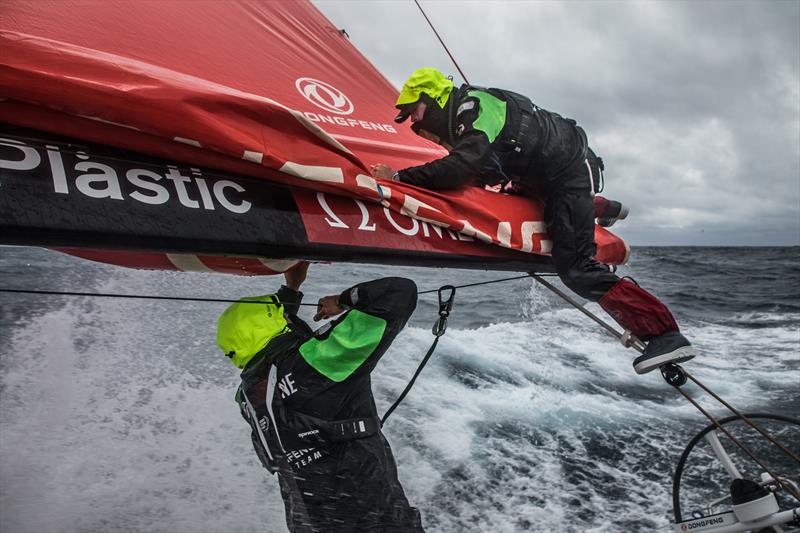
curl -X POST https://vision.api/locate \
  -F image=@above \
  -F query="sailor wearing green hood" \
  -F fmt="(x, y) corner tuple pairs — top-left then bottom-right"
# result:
(218, 263), (424, 532)
(373, 67), (695, 375)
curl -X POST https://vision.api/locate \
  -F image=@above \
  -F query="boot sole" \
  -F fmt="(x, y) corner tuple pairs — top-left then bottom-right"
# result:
(633, 346), (696, 375)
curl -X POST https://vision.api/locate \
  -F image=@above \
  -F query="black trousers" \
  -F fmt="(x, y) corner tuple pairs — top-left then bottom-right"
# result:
(543, 158), (619, 302)
(277, 436), (424, 533)
(536, 149), (680, 340)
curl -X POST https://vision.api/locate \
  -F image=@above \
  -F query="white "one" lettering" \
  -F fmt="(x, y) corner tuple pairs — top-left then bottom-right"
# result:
(278, 373), (297, 399)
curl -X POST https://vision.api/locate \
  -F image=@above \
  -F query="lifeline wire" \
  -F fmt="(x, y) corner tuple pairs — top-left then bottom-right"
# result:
(417, 273), (542, 294)
(0, 274), (543, 306)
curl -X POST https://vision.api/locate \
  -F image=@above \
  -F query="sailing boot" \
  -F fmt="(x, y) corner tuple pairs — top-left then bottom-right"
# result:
(635, 331), (695, 374)
(599, 278), (696, 374)
(594, 196), (629, 228)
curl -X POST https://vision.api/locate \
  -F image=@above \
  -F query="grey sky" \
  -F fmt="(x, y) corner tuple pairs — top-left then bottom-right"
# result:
(314, 0), (800, 246)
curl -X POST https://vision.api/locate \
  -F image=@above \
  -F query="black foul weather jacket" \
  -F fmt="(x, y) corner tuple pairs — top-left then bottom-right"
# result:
(398, 85), (590, 194)
(237, 277), (424, 533)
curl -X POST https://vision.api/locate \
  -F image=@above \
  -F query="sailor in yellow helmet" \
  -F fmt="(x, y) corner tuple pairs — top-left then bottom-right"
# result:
(393, 67), (454, 122)
(372, 67), (696, 375)
(217, 262), (425, 532)
(389, 67), (455, 149)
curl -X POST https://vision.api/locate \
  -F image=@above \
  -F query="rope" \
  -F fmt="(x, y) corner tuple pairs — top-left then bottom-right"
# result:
(382, 284), (455, 426)
(413, 0), (470, 84)
(381, 335), (441, 426)
(684, 368), (800, 466)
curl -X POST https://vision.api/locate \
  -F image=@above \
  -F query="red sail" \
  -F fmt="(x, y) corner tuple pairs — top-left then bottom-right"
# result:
(0, 0), (628, 274)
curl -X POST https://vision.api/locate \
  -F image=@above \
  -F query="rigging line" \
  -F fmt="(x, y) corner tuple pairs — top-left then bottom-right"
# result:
(684, 369), (800, 466)
(672, 384), (800, 503)
(413, 0), (470, 84)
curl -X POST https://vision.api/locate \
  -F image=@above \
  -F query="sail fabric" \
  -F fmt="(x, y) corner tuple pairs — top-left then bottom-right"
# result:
(0, 0), (627, 266)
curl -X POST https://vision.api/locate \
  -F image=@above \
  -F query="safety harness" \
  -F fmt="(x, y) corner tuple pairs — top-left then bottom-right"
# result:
(448, 85), (540, 158)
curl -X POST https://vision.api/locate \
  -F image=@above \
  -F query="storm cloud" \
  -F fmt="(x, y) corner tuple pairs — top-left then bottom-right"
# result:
(315, 0), (800, 245)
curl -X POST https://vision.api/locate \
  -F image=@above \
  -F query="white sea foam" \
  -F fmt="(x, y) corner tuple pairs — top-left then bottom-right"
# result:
(1, 295), (286, 533)
(1, 255), (797, 533)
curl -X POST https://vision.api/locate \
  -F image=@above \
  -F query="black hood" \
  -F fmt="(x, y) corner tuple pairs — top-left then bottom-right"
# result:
(411, 92), (456, 146)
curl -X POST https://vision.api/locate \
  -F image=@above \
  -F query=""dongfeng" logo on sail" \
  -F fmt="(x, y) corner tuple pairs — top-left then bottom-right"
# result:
(295, 78), (354, 115)
(294, 77), (396, 134)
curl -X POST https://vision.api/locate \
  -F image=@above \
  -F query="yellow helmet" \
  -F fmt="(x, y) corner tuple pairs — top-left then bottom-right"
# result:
(216, 295), (288, 369)
(394, 67), (454, 123)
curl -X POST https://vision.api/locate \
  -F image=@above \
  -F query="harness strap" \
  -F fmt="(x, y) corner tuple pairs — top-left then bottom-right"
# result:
(328, 417), (380, 442)
(280, 409), (380, 445)
(381, 285), (456, 426)
(380, 336), (441, 427)
(496, 90), (539, 155)
(515, 109), (534, 152)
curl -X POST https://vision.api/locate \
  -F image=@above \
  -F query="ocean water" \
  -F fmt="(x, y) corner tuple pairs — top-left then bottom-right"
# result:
(1, 246), (798, 533)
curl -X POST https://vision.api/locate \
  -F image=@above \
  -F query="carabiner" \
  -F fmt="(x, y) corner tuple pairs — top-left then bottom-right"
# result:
(432, 285), (456, 337)
(438, 285), (456, 316)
